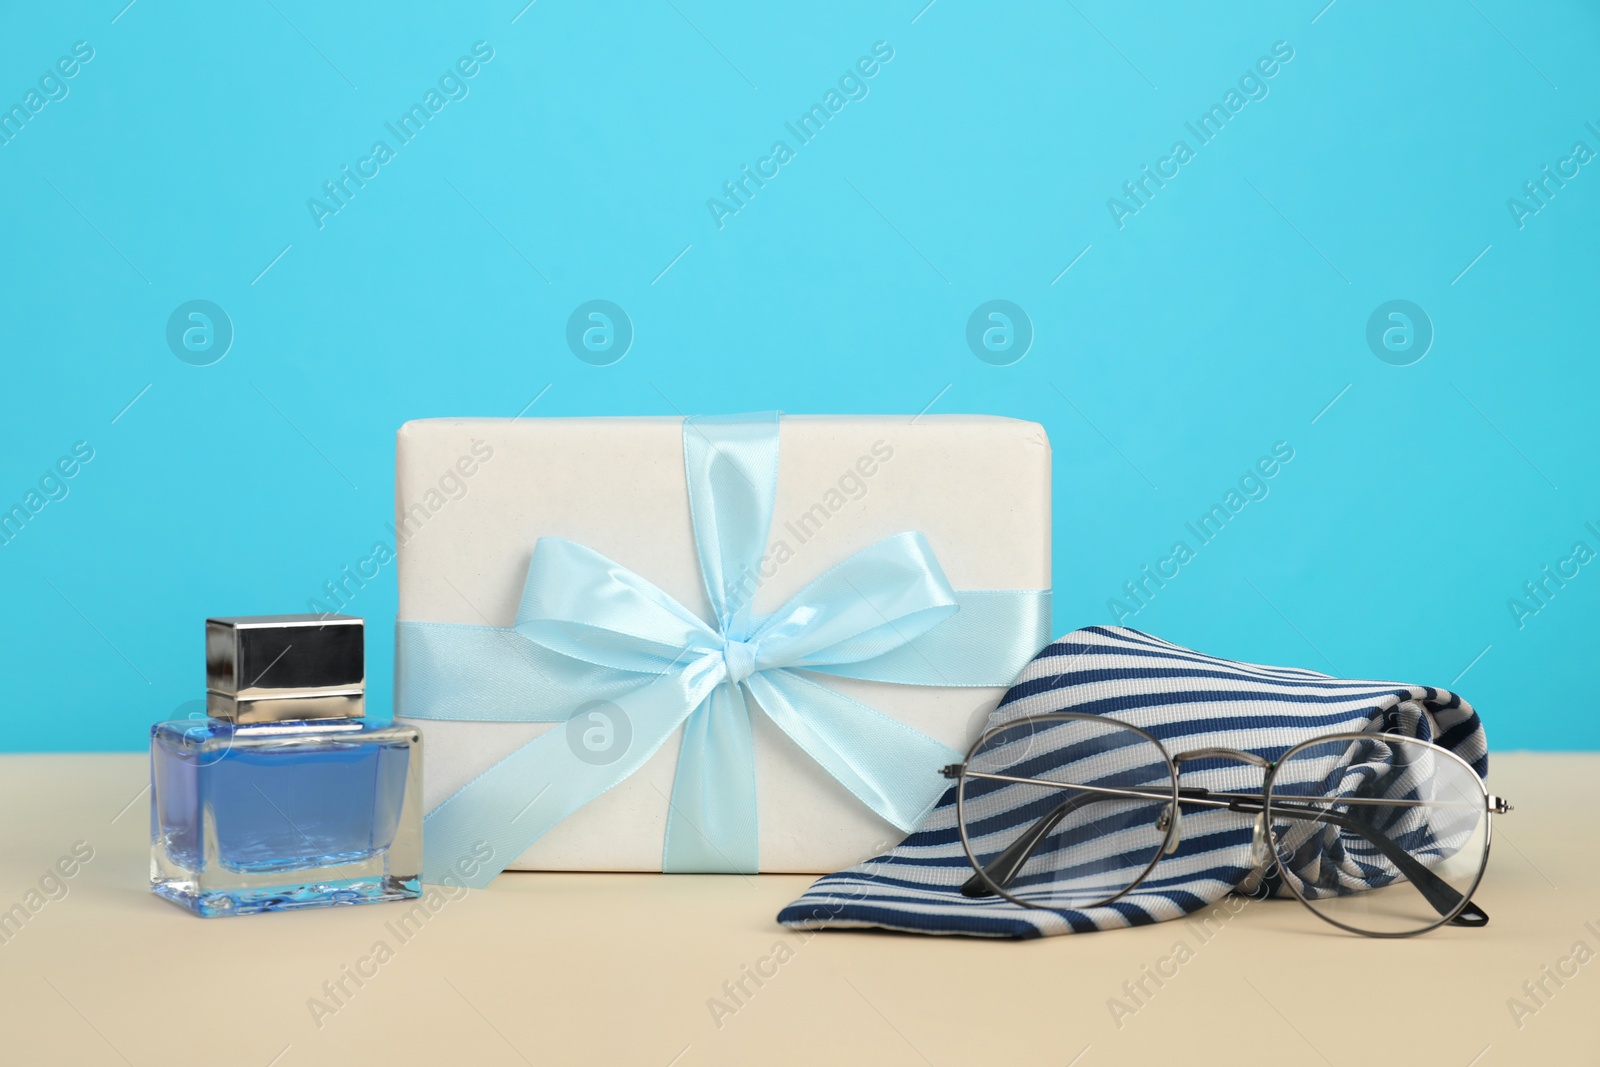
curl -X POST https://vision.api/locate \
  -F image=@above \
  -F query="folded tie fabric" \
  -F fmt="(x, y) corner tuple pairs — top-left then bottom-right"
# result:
(776, 626), (1488, 939)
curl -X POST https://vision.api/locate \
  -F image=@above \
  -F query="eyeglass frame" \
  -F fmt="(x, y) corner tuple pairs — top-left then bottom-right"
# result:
(943, 712), (1514, 938)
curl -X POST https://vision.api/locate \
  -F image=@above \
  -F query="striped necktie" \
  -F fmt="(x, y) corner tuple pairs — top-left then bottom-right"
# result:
(777, 626), (1488, 938)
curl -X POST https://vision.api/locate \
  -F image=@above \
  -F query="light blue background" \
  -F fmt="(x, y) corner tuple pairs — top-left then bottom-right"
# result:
(1, 1), (1594, 752)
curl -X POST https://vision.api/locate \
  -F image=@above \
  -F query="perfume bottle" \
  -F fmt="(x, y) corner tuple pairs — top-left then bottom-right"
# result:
(150, 615), (422, 917)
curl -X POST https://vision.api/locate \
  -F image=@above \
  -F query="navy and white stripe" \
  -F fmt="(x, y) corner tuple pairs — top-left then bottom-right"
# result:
(776, 626), (1488, 939)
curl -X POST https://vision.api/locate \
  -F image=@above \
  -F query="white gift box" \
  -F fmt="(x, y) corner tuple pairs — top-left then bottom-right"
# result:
(396, 415), (1051, 872)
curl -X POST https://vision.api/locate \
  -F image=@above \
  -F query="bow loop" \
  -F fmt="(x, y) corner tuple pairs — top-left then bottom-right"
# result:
(747, 531), (961, 670)
(513, 538), (720, 673)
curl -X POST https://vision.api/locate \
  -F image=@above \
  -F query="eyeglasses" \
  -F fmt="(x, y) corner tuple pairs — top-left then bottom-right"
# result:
(943, 713), (1512, 937)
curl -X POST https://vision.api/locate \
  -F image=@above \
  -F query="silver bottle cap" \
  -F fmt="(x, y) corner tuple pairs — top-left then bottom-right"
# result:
(205, 614), (365, 724)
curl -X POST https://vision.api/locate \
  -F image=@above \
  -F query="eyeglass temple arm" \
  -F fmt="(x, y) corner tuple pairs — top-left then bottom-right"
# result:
(1270, 801), (1486, 926)
(960, 789), (1487, 925)
(958, 791), (1104, 898)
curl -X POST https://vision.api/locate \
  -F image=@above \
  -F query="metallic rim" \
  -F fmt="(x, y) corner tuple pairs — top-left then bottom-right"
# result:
(954, 712), (1180, 913)
(1263, 730), (1492, 939)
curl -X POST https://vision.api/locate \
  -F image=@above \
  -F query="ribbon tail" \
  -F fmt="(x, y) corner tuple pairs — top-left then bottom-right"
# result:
(662, 682), (759, 873)
(422, 665), (716, 887)
(746, 670), (960, 833)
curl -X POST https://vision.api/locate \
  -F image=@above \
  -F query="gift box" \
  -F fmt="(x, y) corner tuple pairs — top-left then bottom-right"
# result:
(395, 414), (1050, 881)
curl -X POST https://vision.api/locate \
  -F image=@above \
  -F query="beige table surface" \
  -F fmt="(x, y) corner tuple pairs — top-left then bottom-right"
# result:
(0, 753), (1595, 1067)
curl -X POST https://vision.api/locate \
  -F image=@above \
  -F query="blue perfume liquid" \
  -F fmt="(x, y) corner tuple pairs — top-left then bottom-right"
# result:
(151, 718), (422, 917)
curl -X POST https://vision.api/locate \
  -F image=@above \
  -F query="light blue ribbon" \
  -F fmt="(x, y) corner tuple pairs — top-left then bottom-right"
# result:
(400, 412), (1050, 886)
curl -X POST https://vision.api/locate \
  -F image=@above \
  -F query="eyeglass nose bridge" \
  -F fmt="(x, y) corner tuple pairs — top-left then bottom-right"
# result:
(1171, 746), (1274, 770)
(1170, 748), (1278, 891)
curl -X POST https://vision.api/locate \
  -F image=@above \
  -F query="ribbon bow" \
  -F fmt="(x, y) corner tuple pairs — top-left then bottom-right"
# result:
(402, 413), (1049, 886)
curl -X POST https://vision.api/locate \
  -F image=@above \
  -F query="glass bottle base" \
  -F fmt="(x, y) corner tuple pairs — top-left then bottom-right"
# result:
(153, 874), (421, 918)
